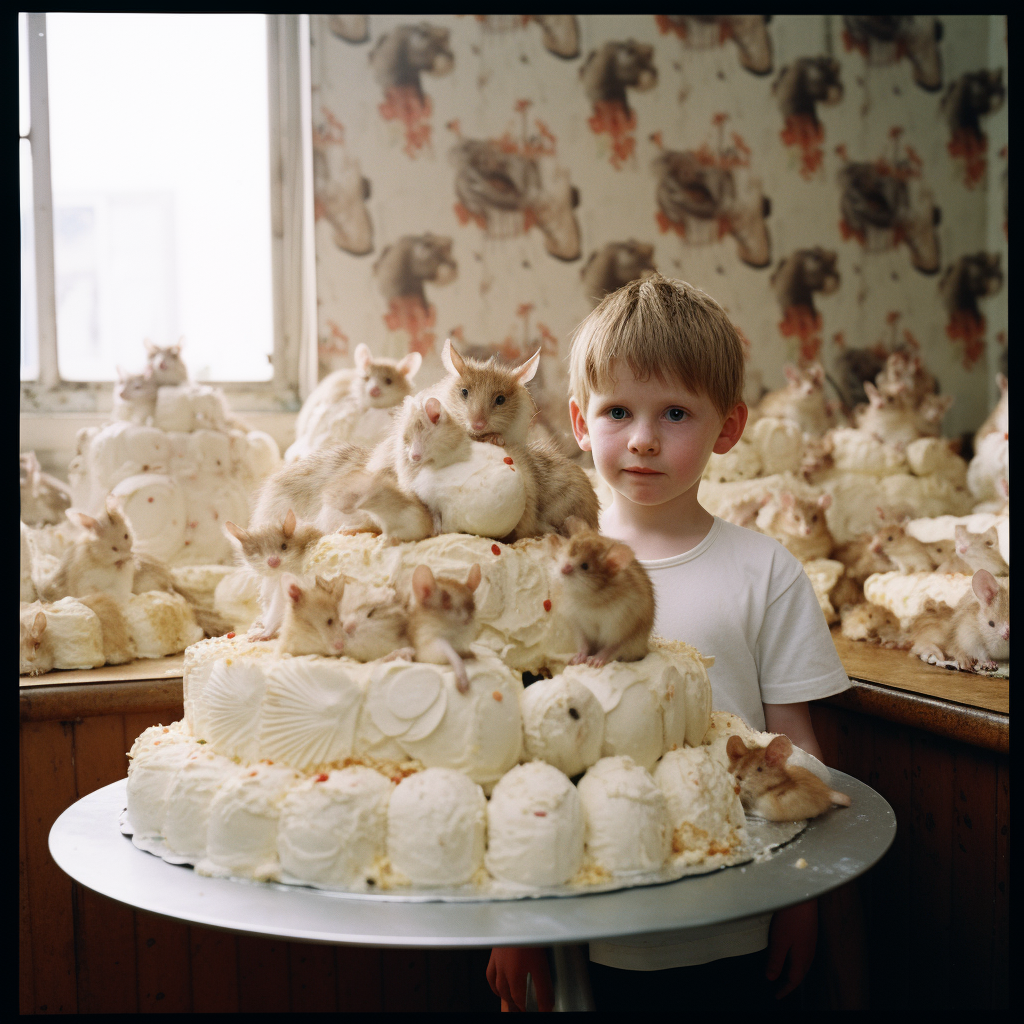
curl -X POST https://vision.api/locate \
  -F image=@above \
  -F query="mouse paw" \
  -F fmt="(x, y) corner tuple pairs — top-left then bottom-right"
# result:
(383, 647), (415, 662)
(568, 652), (589, 666)
(585, 654), (610, 668)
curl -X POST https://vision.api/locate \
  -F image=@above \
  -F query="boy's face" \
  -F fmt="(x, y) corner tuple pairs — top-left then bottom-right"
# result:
(571, 361), (746, 509)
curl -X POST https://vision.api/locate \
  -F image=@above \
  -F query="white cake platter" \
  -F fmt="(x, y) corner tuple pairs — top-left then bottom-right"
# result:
(51, 774), (894, 949)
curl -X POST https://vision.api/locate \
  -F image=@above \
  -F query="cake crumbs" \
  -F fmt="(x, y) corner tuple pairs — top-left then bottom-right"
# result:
(795, 858), (808, 869)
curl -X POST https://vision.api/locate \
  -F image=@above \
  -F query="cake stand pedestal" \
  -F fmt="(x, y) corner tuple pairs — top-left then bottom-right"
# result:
(50, 774), (894, 1011)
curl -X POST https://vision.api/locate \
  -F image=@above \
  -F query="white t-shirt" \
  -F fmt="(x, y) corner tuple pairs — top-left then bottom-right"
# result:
(589, 516), (851, 971)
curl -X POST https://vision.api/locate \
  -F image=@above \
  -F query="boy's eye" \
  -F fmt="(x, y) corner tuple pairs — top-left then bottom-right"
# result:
(461, 388), (469, 399)
(666, 408), (687, 422)
(495, 395), (505, 405)
(608, 407), (627, 420)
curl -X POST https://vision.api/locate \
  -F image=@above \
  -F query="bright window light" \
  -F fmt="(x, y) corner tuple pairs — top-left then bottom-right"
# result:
(42, 13), (274, 383)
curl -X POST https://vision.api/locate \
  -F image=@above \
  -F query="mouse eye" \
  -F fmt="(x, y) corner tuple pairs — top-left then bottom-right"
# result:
(125, 534), (130, 540)
(580, 562), (589, 571)
(112, 545), (118, 551)
(989, 620), (995, 628)
(461, 388), (469, 399)
(887, 535), (894, 542)
(495, 395), (505, 406)
(756, 766), (762, 772)
(281, 542), (287, 550)
(384, 377), (392, 385)
(327, 618), (333, 626)
(811, 514), (817, 523)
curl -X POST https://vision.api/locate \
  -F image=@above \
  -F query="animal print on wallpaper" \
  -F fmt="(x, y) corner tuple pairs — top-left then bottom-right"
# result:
(309, 14), (1006, 439)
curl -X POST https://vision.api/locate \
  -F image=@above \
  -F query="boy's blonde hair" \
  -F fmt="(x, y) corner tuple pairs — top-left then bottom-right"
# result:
(568, 274), (745, 418)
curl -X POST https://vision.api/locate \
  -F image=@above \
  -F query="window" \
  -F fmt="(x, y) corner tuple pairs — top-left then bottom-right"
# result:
(20, 13), (315, 416)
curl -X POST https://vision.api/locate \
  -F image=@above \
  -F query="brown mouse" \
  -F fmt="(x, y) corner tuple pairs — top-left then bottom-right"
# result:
(224, 509), (323, 641)
(341, 587), (415, 662)
(275, 573), (348, 657)
(548, 520), (654, 667)
(933, 525), (1008, 577)
(726, 734), (851, 821)
(20, 608), (53, 676)
(407, 563), (481, 693)
(78, 591), (137, 666)
(438, 338), (540, 447)
(868, 518), (934, 574)
(755, 491), (834, 561)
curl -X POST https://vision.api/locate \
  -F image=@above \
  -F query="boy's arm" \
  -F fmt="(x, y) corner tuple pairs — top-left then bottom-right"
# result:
(763, 702), (823, 761)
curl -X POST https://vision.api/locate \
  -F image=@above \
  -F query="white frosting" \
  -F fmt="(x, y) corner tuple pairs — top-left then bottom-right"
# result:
(126, 738), (201, 839)
(386, 768), (486, 886)
(258, 657), (368, 770)
(863, 570), (974, 627)
(123, 591), (204, 658)
(163, 750), (241, 858)
(20, 523), (36, 603)
(485, 761), (584, 887)
(906, 513), (1009, 565)
(801, 558), (846, 624)
(24, 597), (104, 670)
(410, 441), (527, 538)
(198, 657), (270, 761)
(278, 767), (393, 888)
(653, 747), (746, 857)
(197, 761), (302, 880)
(578, 756), (671, 874)
(520, 676), (605, 778)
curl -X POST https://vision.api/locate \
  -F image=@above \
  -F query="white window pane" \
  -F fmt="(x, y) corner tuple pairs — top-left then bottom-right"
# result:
(21, 138), (39, 381)
(45, 13), (274, 382)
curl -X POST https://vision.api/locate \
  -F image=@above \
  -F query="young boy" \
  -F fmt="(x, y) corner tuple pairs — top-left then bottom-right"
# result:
(487, 275), (851, 1011)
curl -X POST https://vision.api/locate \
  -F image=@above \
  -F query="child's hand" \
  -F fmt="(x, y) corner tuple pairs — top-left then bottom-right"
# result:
(486, 946), (554, 1012)
(765, 898), (818, 999)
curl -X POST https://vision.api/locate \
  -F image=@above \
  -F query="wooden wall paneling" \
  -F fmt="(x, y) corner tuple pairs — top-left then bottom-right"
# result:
(379, 948), (429, 1012)
(948, 746), (997, 1008)
(21, 719), (79, 1014)
(188, 926), (240, 1013)
(134, 911), (193, 1012)
(907, 729), (954, 1009)
(288, 942), (339, 1012)
(19, 760), (35, 1015)
(992, 757), (1009, 1009)
(236, 935), (292, 1013)
(336, 946), (383, 1011)
(123, 708), (185, 749)
(425, 948), (468, 1011)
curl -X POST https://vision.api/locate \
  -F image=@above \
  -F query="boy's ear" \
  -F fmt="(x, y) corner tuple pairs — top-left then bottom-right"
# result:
(712, 402), (748, 455)
(569, 398), (592, 452)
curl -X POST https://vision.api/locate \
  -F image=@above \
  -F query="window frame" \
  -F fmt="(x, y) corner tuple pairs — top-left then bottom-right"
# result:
(19, 12), (316, 418)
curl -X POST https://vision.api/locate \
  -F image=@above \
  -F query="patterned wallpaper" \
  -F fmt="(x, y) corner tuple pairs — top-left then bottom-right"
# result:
(309, 14), (1007, 446)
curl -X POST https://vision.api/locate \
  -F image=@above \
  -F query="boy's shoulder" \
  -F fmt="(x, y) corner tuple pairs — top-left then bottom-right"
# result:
(710, 517), (806, 581)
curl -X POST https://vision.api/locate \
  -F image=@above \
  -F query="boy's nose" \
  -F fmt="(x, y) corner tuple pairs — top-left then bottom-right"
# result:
(628, 428), (659, 455)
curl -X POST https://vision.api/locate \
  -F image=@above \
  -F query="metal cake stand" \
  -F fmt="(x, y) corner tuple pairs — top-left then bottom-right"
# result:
(50, 774), (895, 1011)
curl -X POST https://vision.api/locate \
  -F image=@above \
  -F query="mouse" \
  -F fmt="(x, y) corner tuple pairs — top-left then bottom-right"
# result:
(933, 525), (1009, 577)
(854, 381), (927, 445)
(143, 340), (189, 385)
(275, 572), (348, 657)
(290, 344), (423, 458)
(224, 509), (323, 641)
(755, 491), (835, 561)
(20, 608), (53, 676)
(910, 569), (1009, 671)
(547, 520), (655, 667)
(753, 364), (837, 437)
(974, 372), (1008, 450)
(867, 519), (934, 574)
(726, 734), (852, 821)
(20, 451), (73, 527)
(438, 338), (540, 447)
(874, 350), (937, 405)
(341, 585), (415, 662)
(839, 601), (909, 649)
(353, 471), (435, 543)
(130, 551), (233, 637)
(407, 563), (482, 693)
(40, 496), (136, 602)
(112, 368), (159, 425)
(502, 440), (601, 540)
(78, 590), (137, 665)
(250, 443), (371, 534)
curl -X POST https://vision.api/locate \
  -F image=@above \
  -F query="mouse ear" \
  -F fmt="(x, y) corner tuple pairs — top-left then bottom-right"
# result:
(411, 564), (434, 603)
(604, 543), (635, 575)
(282, 509), (297, 539)
(817, 493), (832, 510)
(69, 510), (102, 534)
(223, 521), (249, 544)
(314, 575), (332, 593)
(764, 735), (793, 767)
(726, 735), (748, 762)
(441, 337), (464, 376)
(972, 569), (999, 606)
(396, 351), (422, 380)
(354, 343), (372, 371)
(514, 348), (541, 385)
(144, 338), (157, 357)
(424, 397), (443, 425)
(783, 365), (800, 385)
(465, 563), (481, 592)
(31, 611), (47, 640)
(104, 493), (122, 516)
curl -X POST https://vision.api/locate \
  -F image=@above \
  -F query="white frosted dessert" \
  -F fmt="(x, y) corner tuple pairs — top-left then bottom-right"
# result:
(520, 675), (605, 778)
(863, 570), (975, 628)
(577, 756), (671, 874)
(654, 747), (746, 862)
(386, 768), (487, 886)
(126, 739), (200, 839)
(485, 761), (585, 887)
(278, 766), (394, 889)
(196, 761), (303, 880)
(69, 384), (280, 566)
(163, 750), (242, 859)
